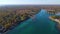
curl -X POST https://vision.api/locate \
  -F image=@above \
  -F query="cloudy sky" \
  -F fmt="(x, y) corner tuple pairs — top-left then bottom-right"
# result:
(0, 0), (60, 5)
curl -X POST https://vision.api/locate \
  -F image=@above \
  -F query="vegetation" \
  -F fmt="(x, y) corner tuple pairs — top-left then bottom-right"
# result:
(0, 6), (40, 33)
(51, 15), (60, 19)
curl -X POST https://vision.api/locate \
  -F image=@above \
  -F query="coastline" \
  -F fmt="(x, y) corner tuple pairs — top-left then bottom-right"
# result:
(49, 16), (60, 30)
(49, 16), (60, 24)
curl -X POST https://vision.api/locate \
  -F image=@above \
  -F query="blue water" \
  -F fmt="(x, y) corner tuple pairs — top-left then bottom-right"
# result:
(6, 9), (59, 34)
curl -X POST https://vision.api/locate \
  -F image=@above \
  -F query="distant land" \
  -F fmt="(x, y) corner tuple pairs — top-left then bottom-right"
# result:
(0, 5), (60, 10)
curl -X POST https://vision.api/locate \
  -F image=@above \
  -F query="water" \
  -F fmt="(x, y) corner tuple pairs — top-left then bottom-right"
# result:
(6, 9), (59, 34)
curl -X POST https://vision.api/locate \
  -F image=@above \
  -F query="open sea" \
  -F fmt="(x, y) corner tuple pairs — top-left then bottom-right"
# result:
(6, 9), (59, 34)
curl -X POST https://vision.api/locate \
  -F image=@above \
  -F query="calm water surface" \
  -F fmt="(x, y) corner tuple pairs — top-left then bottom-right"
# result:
(6, 9), (59, 34)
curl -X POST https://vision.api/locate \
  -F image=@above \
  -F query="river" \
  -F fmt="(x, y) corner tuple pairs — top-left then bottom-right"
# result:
(6, 9), (59, 34)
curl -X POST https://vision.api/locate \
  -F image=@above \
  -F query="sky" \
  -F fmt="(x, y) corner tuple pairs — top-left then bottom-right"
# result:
(0, 0), (60, 5)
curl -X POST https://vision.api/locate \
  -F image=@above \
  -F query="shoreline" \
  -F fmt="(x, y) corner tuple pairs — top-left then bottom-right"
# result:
(49, 16), (60, 30)
(49, 16), (60, 24)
